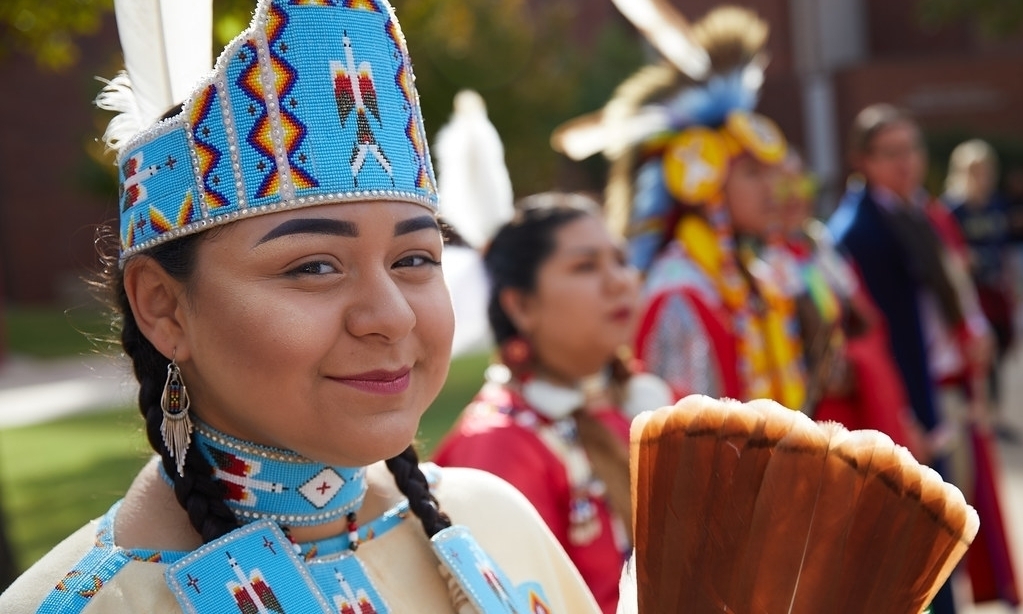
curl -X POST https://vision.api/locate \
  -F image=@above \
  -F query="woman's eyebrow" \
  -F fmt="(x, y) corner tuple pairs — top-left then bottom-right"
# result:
(255, 218), (358, 245)
(394, 215), (440, 237)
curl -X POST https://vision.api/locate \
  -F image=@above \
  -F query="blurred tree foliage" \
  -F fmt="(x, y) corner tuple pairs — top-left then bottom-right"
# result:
(918, 0), (1023, 39)
(1, 0), (645, 196)
(0, 0), (112, 70)
(391, 0), (645, 194)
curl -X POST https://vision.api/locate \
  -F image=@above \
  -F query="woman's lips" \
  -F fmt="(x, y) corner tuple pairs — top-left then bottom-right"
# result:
(330, 367), (411, 395)
(609, 306), (634, 323)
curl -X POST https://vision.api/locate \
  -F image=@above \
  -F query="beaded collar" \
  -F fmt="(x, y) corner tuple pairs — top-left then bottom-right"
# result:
(190, 422), (368, 527)
(486, 363), (611, 421)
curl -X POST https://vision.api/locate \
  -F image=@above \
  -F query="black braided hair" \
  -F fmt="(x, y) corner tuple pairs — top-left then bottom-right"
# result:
(483, 192), (598, 345)
(107, 234), (240, 543)
(385, 446), (451, 537)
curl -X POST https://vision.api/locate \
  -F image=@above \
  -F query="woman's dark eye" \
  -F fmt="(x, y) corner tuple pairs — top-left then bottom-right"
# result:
(289, 261), (338, 276)
(395, 254), (441, 268)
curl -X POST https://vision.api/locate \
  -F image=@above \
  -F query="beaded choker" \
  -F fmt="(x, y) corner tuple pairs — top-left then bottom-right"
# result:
(190, 422), (368, 527)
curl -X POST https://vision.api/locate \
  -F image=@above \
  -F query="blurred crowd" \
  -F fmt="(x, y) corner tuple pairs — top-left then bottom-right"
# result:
(434, 6), (1022, 612)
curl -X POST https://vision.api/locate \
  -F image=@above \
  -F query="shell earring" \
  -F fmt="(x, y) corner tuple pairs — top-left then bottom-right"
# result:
(160, 353), (193, 477)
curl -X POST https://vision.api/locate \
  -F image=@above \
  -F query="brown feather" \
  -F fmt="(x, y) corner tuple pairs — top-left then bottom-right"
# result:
(821, 430), (898, 611)
(661, 397), (723, 609)
(720, 399), (801, 608)
(909, 474), (980, 611)
(631, 404), (675, 611)
(840, 435), (923, 612)
(730, 407), (829, 613)
(783, 421), (859, 613)
(688, 401), (764, 611)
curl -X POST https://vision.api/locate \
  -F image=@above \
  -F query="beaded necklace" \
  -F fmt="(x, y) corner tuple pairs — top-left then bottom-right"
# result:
(674, 212), (806, 409)
(191, 421), (368, 527)
(483, 367), (631, 554)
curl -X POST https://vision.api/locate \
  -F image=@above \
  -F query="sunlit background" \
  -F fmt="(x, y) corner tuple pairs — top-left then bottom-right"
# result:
(0, 0), (1021, 608)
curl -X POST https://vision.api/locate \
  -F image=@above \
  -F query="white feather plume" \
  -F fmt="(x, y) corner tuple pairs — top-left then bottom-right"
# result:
(435, 90), (514, 249)
(551, 105), (670, 161)
(443, 244), (495, 357)
(435, 90), (514, 357)
(97, 0), (214, 150)
(610, 0), (710, 80)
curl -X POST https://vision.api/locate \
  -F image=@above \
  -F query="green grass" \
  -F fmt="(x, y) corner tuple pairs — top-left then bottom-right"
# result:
(0, 408), (149, 571)
(4, 305), (113, 359)
(0, 351), (490, 573)
(418, 351), (490, 453)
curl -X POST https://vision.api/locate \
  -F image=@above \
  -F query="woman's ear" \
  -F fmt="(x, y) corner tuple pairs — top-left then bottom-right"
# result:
(498, 286), (535, 336)
(123, 256), (191, 361)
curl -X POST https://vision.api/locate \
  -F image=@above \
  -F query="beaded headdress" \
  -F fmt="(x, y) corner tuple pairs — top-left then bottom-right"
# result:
(100, 0), (438, 261)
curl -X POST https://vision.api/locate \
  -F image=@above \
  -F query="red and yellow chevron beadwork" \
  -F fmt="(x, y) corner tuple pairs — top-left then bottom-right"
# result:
(342, 0), (382, 12)
(190, 85), (230, 210)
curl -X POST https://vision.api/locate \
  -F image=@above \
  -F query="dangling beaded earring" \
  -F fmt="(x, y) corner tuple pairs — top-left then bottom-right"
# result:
(500, 336), (532, 380)
(160, 352), (193, 477)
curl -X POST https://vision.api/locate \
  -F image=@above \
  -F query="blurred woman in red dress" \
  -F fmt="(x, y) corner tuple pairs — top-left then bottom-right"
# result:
(434, 193), (672, 613)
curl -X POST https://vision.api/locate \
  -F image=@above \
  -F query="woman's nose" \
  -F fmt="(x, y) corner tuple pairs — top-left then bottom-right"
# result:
(606, 262), (639, 295)
(344, 271), (417, 342)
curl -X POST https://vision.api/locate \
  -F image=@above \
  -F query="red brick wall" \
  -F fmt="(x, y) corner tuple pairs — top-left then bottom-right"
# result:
(0, 17), (121, 304)
(834, 54), (1023, 159)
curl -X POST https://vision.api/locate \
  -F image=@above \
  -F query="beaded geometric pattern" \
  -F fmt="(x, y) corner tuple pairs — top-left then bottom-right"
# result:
(34, 500), (189, 614)
(167, 522), (396, 613)
(193, 422), (369, 527)
(116, 0), (437, 259)
(431, 525), (552, 613)
(166, 522), (335, 614)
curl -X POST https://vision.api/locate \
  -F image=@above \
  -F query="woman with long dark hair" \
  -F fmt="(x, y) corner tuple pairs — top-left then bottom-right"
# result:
(0, 2), (599, 612)
(434, 192), (671, 614)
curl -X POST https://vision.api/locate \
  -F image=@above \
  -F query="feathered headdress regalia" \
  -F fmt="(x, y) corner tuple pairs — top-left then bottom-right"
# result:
(556, 2), (808, 410)
(552, 2), (785, 273)
(97, 0), (438, 263)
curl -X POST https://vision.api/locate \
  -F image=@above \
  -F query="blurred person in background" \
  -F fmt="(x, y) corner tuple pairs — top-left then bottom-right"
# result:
(828, 103), (1021, 612)
(553, 6), (806, 410)
(777, 151), (928, 459)
(942, 139), (1018, 439)
(434, 193), (672, 614)
(1006, 165), (1023, 342)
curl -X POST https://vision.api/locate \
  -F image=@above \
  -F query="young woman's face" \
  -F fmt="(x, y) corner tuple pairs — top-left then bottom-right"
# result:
(177, 201), (453, 466)
(860, 121), (926, 202)
(724, 154), (781, 238)
(518, 215), (641, 380)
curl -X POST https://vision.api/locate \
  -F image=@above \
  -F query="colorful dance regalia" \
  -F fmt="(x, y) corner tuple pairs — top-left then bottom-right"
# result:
(636, 212), (806, 408)
(783, 220), (922, 448)
(551, 8), (806, 410)
(434, 367), (670, 614)
(2, 422), (598, 613)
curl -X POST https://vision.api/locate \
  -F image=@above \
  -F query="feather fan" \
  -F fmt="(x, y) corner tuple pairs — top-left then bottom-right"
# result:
(621, 395), (979, 613)
(97, 0), (213, 150)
